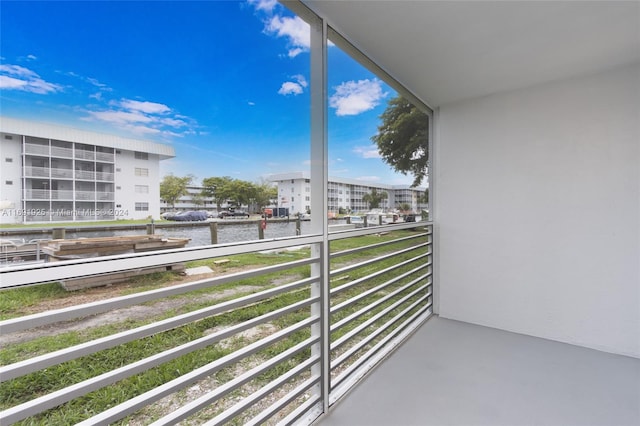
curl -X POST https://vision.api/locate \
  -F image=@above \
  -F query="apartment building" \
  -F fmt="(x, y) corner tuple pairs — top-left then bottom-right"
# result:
(0, 117), (175, 224)
(268, 171), (428, 215)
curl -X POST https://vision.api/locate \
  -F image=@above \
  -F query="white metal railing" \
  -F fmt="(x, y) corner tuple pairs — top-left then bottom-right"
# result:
(50, 167), (74, 179)
(95, 171), (114, 181)
(23, 143), (49, 156)
(75, 170), (95, 180)
(51, 146), (73, 158)
(0, 223), (433, 425)
(75, 149), (95, 160)
(50, 190), (74, 200)
(75, 191), (95, 200)
(96, 191), (114, 201)
(23, 166), (49, 177)
(23, 189), (50, 199)
(96, 152), (115, 162)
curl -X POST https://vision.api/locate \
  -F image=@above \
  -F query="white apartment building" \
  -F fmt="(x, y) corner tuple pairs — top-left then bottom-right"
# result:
(268, 171), (428, 215)
(0, 117), (175, 224)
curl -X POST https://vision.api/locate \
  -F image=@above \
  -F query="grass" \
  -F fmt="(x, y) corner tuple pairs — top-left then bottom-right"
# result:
(0, 227), (431, 425)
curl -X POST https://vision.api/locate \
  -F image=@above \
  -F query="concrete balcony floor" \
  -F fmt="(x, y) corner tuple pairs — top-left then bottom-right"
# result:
(319, 316), (640, 426)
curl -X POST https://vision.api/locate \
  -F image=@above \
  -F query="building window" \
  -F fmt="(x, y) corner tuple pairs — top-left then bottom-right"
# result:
(4, 135), (13, 140)
(116, 186), (121, 190)
(116, 168), (122, 172)
(116, 150), (121, 154)
(135, 202), (149, 211)
(135, 185), (149, 193)
(305, 196), (310, 201)
(291, 197), (294, 202)
(5, 158), (13, 163)
(6, 180), (13, 185)
(134, 151), (149, 160)
(135, 167), (149, 177)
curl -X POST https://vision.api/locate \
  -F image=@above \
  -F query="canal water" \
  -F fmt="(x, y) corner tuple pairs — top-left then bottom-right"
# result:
(4, 221), (317, 248)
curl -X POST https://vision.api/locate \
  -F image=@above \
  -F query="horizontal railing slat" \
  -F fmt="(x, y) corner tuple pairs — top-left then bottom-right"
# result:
(156, 338), (320, 425)
(73, 315), (319, 426)
(1, 276), (318, 381)
(0, 256), (317, 334)
(2, 301), (318, 425)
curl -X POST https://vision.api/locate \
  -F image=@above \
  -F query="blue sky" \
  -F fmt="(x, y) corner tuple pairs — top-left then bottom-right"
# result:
(1, 0), (413, 186)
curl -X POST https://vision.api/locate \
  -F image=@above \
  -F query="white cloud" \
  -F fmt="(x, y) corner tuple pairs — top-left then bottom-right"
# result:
(278, 82), (304, 96)
(87, 109), (154, 125)
(248, 0), (278, 13)
(278, 74), (307, 96)
(353, 146), (381, 159)
(120, 99), (170, 114)
(0, 64), (61, 94)
(265, 15), (310, 58)
(329, 79), (386, 116)
(26, 54), (37, 61)
(85, 97), (196, 139)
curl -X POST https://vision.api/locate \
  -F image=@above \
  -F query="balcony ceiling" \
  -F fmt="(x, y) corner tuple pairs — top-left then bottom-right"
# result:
(303, 1), (640, 107)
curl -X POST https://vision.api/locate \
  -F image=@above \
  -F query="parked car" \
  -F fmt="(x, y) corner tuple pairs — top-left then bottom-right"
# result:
(218, 210), (250, 219)
(169, 211), (208, 221)
(404, 214), (417, 222)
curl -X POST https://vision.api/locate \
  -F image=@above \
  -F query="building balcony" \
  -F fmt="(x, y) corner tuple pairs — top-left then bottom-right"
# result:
(23, 143), (49, 156)
(95, 171), (115, 182)
(0, 223), (433, 425)
(50, 168), (74, 179)
(96, 191), (115, 201)
(23, 189), (49, 199)
(50, 190), (74, 200)
(50, 146), (73, 158)
(75, 150), (95, 161)
(23, 166), (50, 178)
(95, 151), (115, 162)
(75, 190), (95, 201)
(318, 316), (639, 426)
(75, 170), (95, 180)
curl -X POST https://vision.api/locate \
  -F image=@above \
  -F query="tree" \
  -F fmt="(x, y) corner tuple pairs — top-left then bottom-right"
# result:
(362, 188), (388, 209)
(371, 95), (429, 187)
(251, 181), (277, 213)
(398, 203), (411, 213)
(160, 174), (193, 209)
(202, 176), (233, 210)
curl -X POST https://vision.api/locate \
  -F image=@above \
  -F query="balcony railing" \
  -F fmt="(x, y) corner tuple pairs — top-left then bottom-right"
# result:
(75, 191), (95, 201)
(23, 166), (50, 178)
(75, 170), (95, 180)
(50, 167), (74, 179)
(23, 143), (49, 156)
(50, 190), (74, 200)
(51, 146), (73, 158)
(95, 171), (115, 181)
(96, 191), (115, 201)
(96, 151), (115, 162)
(23, 189), (49, 199)
(0, 222), (432, 425)
(75, 149), (95, 161)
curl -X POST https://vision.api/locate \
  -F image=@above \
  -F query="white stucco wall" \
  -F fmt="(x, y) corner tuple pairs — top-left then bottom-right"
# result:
(435, 63), (639, 357)
(0, 135), (24, 224)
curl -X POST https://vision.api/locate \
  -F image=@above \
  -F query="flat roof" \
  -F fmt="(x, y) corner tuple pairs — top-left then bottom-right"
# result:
(0, 116), (175, 160)
(268, 171), (427, 191)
